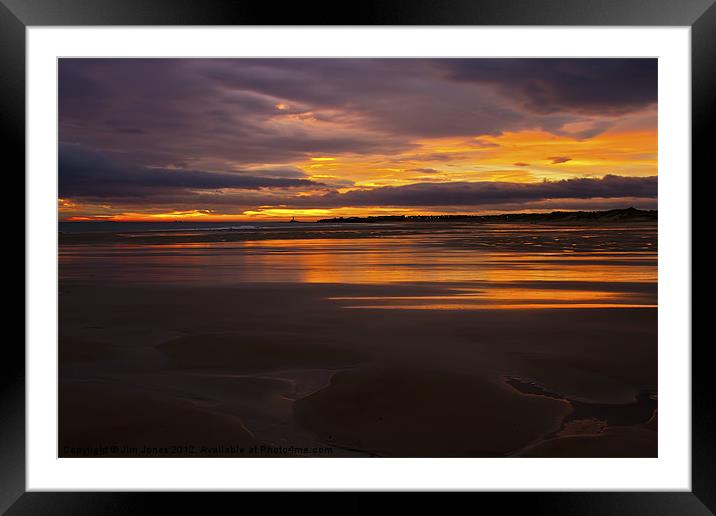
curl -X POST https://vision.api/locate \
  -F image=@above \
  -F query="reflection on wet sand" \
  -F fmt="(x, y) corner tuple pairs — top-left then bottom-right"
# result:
(59, 222), (657, 457)
(60, 224), (657, 310)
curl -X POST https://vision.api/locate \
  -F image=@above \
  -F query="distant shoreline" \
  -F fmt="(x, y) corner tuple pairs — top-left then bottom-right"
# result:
(316, 207), (656, 224)
(59, 207), (658, 229)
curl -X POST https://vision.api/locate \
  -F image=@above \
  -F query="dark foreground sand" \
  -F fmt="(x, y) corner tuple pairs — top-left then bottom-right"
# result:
(293, 367), (570, 456)
(60, 381), (262, 457)
(59, 282), (656, 457)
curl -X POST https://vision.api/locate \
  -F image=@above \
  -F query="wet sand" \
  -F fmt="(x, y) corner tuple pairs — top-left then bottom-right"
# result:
(59, 222), (657, 457)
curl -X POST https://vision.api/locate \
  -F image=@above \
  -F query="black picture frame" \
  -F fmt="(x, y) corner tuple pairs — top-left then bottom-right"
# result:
(4, 0), (710, 513)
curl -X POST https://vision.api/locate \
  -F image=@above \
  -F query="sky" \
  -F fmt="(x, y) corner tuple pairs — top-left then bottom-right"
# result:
(58, 58), (657, 221)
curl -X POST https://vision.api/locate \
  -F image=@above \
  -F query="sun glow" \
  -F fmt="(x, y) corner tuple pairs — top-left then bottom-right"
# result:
(59, 125), (656, 222)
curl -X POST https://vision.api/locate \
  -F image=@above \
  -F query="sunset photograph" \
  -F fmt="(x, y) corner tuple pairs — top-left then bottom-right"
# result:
(58, 58), (658, 458)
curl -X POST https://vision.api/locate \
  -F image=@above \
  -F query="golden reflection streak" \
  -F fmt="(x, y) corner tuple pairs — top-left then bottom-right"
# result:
(60, 232), (656, 310)
(328, 287), (652, 310)
(342, 303), (657, 310)
(329, 289), (625, 302)
(231, 237), (657, 285)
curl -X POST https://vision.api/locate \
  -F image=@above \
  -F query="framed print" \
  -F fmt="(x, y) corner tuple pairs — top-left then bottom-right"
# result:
(5, 0), (711, 513)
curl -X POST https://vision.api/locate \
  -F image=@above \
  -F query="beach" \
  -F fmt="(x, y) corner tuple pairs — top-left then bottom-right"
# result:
(59, 221), (657, 457)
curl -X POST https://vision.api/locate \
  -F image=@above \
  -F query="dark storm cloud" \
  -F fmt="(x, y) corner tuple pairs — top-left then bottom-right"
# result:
(59, 144), (322, 199)
(68, 173), (656, 212)
(313, 175), (657, 207)
(197, 58), (531, 138)
(438, 59), (657, 115)
(248, 167), (311, 179)
(59, 58), (655, 174)
(59, 59), (414, 169)
(157, 174), (656, 209)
